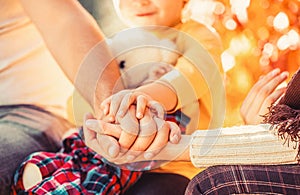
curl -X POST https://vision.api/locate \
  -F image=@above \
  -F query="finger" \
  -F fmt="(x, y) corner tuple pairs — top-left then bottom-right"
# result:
(83, 113), (120, 159)
(83, 113), (96, 143)
(122, 149), (143, 162)
(130, 111), (157, 152)
(85, 119), (122, 138)
(108, 90), (131, 122)
(148, 100), (165, 119)
(241, 68), (281, 122)
(139, 109), (157, 137)
(107, 95), (123, 122)
(118, 106), (139, 149)
(168, 122), (181, 144)
(116, 92), (136, 119)
(136, 95), (148, 119)
(247, 71), (288, 118)
(96, 134), (120, 159)
(100, 97), (112, 116)
(262, 71), (288, 94)
(259, 87), (286, 116)
(144, 117), (170, 159)
(243, 68), (281, 108)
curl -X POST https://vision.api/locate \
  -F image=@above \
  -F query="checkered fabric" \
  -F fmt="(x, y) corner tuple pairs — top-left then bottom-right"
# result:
(11, 132), (142, 195)
(185, 164), (300, 195)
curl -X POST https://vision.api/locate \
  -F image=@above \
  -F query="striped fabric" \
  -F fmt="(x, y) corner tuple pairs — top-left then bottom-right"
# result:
(190, 124), (298, 167)
(185, 164), (300, 195)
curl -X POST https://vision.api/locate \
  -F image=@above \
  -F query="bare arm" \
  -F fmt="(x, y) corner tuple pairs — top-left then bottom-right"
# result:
(19, 0), (123, 115)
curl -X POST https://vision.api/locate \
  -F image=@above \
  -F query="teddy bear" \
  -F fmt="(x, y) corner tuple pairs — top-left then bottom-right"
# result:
(108, 28), (179, 88)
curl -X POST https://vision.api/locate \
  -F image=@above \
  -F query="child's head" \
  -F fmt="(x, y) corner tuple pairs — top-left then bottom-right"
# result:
(113, 0), (188, 27)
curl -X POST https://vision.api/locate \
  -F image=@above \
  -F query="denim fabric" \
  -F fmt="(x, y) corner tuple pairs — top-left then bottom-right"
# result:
(0, 104), (71, 195)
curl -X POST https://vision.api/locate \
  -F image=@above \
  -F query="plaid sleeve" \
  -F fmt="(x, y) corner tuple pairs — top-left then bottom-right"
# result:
(12, 132), (143, 195)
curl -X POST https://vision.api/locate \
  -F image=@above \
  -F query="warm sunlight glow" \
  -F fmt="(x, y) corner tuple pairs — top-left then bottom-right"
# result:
(273, 12), (289, 31)
(229, 35), (252, 55)
(277, 29), (300, 50)
(221, 50), (236, 72)
(214, 2), (225, 15)
(263, 43), (275, 57)
(188, 0), (219, 26)
(225, 18), (237, 30)
(230, 0), (250, 23)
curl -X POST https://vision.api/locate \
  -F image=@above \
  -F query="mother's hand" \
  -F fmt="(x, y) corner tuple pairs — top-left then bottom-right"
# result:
(240, 68), (288, 125)
(83, 109), (181, 164)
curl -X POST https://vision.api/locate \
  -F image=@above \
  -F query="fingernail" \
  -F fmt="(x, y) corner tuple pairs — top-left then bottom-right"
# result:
(103, 108), (108, 115)
(117, 111), (124, 118)
(170, 134), (179, 143)
(144, 152), (154, 159)
(281, 71), (289, 78)
(272, 68), (280, 75)
(109, 116), (115, 122)
(136, 112), (143, 119)
(108, 145), (118, 158)
(85, 120), (97, 129)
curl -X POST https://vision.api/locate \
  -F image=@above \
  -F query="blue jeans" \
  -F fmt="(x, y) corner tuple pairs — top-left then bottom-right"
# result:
(0, 105), (71, 195)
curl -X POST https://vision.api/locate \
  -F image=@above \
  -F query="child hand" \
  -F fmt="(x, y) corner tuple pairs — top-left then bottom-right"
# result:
(101, 89), (165, 122)
(84, 109), (181, 164)
(100, 89), (132, 122)
(240, 68), (288, 125)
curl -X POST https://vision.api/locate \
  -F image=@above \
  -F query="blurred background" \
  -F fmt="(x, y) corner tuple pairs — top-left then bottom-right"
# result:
(79, 0), (300, 126)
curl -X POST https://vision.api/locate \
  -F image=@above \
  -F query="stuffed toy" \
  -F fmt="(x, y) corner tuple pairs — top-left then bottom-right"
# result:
(108, 28), (179, 88)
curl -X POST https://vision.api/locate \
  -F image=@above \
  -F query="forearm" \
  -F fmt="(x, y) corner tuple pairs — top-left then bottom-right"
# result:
(135, 81), (178, 112)
(130, 125), (297, 167)
(20, 0), (123, 110)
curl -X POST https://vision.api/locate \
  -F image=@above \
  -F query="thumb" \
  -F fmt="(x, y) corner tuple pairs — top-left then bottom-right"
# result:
(85, 119), (122, 139)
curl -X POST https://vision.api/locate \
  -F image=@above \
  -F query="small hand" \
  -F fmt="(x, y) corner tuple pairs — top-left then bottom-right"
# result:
(240, 68), (288, 125)
(101, 90), (165, 121)
(84, 112), (181, 164)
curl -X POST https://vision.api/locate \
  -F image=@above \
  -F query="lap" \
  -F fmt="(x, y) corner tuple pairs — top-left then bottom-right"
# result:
(186, 164), (300, 195)
(124, 172), (190, 195)
(0, 104), (71, 195)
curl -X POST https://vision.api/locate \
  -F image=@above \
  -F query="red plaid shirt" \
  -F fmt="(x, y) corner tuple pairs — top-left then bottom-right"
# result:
(12, 132), (142, 195)
(11, 111), (188, 194)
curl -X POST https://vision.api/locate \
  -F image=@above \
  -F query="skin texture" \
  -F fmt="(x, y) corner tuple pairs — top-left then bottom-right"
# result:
(240, 68), (288, 125)
(118, 0), (187, 27)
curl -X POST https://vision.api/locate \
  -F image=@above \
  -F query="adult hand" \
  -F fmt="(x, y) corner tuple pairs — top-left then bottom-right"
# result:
(84, 110), (181, 164)
(240, 68), (288, 125)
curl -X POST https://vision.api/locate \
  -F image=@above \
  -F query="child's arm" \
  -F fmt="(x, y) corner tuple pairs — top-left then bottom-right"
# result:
(101, 82), (178, 120)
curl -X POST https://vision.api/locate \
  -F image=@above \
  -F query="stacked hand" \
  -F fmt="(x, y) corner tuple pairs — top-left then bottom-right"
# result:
(83, 90), (181, 164)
